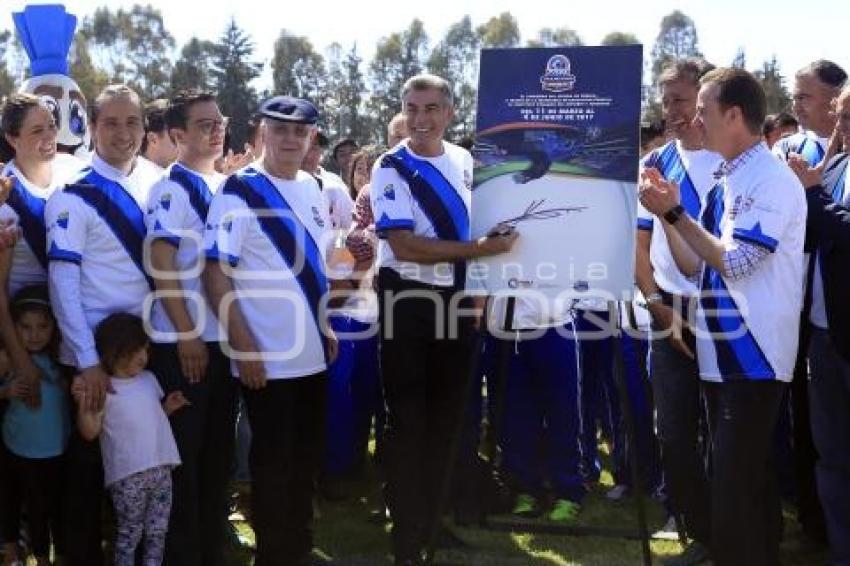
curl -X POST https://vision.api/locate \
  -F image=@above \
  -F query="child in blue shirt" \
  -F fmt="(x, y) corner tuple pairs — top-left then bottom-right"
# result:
(0, 284), (69, 565)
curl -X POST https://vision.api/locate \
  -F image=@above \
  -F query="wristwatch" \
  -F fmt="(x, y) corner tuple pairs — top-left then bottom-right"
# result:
(645, 291), (663, 305)
(663, 204), (685, 225)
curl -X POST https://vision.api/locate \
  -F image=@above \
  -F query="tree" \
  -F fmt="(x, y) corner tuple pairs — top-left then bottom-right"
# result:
(732, 48), (746, 69)
(211, 19), (262, 150)
(427, 15), (480, 138)
(0, 30), (15, 98)
(646, 11), (702, 123)
(527, 27), (583, 48)
(650, 10), (702, 85)
(79, 4), (176, 100)
(321, 43), (345, 140)
(271, 30), (326, 104)
(755, 56), (792, 114)
(368, 19), (429, 144)
(68, 32), (110, 103)
(601, 31), (641, 46)
(170, 37), (217, 94)
(477, 12), (521, 48)
(321, 42), (370, 141)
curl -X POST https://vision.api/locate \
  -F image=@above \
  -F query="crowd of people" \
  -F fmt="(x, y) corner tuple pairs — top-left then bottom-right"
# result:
(0, 54), (846, 566)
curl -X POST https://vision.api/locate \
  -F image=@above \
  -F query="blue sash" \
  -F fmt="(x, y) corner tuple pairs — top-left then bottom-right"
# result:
(169, 163), (213, 221)
(6, 174), (48, 269)
(222, 168), (330, 361)
(64, 168), (153, 289)
(698, 183), (775, 381)
(647, 142), (706, 218)
(380, 146), (470, 288)
(832, 166), (848, 203)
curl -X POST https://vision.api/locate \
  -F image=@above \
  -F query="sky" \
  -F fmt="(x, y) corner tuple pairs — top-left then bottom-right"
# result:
(5, 0), (850, 91)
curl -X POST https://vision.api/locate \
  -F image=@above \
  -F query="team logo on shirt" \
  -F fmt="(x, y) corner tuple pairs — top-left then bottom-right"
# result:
(311, 206), (325, 228)
(383, 183), (396, 201)
(730, 195), (754, 219)
(463, 170), (472, 191)
(540, 54), (577, 93)
(159, 193), (172, 211)
(56, 211), (69, 230)
(205, 220), (232, 233)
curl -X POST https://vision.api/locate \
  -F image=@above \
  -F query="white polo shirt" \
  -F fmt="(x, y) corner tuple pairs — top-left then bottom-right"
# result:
(370, 140), (473, 287)
(0, 154), (83, 296)
(695, 143), (806, 383)
(637, 140), (722, 297)
(45, 154), (160, 368)
(146, 162), (226, 342)
(203, 164), (332, 379)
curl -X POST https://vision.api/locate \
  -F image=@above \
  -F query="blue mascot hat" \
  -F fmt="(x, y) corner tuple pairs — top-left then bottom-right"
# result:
(13, 4), (77, 77)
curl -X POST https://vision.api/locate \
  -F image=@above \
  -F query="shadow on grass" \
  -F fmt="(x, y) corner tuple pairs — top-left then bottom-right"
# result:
(229, 458), (829, 566)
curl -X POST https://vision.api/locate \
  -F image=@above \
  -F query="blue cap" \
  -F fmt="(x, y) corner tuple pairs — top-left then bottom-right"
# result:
(258, 96), (319, 124)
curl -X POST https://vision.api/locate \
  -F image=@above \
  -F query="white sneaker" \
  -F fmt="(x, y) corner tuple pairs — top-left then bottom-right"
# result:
(652, 515), (681, 540)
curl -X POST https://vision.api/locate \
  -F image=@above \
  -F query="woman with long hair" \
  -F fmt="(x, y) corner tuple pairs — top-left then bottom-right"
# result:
(0, 93), (82, 407)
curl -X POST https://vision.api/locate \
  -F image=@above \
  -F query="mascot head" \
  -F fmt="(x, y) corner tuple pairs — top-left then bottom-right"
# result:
(13, 4), (90, 157)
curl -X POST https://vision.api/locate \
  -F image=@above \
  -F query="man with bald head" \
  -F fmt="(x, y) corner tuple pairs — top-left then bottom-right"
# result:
(387, 113), (408, 148)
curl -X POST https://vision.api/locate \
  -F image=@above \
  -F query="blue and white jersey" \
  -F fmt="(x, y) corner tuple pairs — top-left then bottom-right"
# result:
(203, 164), (332, 379)
(146, 163), (226, 343)
(772, 130), (828, 166)
(0, 154), (83, 296)
(370, 140), (472, 287)
(45, 153), (161, 368)
(637, 140), (722, 296)
(695, 143), (806, 383)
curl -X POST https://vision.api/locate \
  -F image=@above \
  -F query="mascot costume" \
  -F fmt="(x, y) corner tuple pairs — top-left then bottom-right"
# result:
(13, 4), (90, 158)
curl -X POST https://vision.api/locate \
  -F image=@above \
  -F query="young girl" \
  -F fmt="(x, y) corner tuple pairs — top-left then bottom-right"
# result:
(73, 313), (186, 566)
(0, 285), (69, 566)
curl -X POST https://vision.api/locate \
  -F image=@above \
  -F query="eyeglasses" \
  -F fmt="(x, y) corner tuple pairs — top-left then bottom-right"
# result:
(192, 117), (230, 135)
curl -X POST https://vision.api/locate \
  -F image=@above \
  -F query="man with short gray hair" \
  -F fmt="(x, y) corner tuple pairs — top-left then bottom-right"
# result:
(788, 85), (850, 565)
(774, 59), (847, 165)
(370, 73), (517, 565)
(774, 59), (846, 543)
(203, 95), (337, 565)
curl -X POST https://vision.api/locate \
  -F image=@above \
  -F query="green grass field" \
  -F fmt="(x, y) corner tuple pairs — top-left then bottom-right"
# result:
(229, 453), (828, 565)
